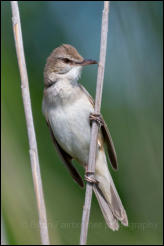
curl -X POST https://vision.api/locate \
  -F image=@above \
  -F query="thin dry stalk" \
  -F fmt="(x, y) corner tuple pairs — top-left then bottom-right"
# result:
(80, 2), (110, 245)
(10, 2), (50, 245)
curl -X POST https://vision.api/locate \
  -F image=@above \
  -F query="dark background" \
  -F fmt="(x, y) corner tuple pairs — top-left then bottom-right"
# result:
(2, 1), (163, 245)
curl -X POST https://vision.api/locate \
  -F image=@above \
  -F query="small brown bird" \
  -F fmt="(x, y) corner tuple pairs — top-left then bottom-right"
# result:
(42, 44), (128, 230)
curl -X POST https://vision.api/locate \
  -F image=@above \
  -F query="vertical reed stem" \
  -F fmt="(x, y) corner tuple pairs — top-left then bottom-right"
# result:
(10, 2), (50, 244)
(80, 2), (110, 244)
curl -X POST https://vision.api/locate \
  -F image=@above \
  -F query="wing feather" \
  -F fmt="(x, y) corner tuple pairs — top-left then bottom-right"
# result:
(79, 84), (118, 170)
(47, 121), (84, 188)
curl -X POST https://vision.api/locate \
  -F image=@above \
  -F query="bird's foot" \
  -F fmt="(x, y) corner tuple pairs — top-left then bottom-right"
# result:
(84, 171), (99, 185)
(89, 113), (104, 128)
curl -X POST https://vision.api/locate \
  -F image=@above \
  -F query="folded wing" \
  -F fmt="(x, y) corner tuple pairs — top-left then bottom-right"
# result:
(47, 121), (84, 188)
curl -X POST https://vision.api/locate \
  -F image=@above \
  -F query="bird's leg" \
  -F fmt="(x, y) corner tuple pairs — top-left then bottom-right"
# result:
(84, 165), (99, 185)
(85, 113), (104, 184)
(89, 113), (104, 128)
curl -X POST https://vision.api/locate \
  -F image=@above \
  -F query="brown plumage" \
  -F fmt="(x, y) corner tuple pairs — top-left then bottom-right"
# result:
(42, 44), (128, 230)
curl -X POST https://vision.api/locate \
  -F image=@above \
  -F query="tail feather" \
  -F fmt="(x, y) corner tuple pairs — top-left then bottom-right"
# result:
(93, 185), (119, 231)
(94, 149), (128, 229)
(109, 183), (128, 226)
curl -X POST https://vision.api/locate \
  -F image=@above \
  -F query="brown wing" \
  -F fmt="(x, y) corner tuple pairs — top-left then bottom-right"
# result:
(47, 121), (84, 188)
(101, 119), (118, 170)
(79, 83), (118, 170)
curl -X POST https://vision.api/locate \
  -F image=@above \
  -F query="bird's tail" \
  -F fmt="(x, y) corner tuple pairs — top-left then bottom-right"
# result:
(93, 149), (128, 230)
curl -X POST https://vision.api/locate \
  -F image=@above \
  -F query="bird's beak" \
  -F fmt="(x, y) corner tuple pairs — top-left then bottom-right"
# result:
(76, 59), (97, 66)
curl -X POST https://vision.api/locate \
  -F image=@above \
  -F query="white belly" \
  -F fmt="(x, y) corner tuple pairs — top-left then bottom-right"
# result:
(48, 95), (93, 165)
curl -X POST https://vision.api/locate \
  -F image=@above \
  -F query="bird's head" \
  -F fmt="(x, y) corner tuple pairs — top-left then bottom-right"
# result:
(44, 44), (97, 87)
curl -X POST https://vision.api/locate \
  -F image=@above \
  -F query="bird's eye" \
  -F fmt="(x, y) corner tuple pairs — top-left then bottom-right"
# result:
(62, 58), (70, 63)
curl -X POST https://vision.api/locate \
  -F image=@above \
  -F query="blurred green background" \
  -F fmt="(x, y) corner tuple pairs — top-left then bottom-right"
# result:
(1, 1), (163, 245)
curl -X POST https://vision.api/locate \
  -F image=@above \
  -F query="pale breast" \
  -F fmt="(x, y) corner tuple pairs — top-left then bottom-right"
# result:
(48, 93), (94, 164)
